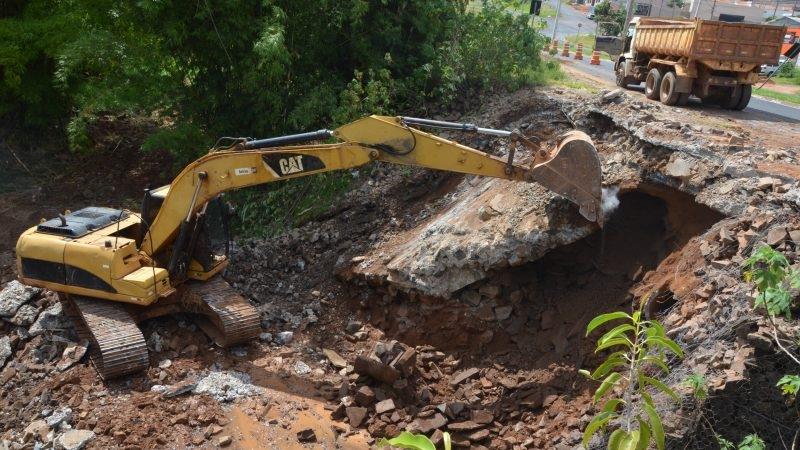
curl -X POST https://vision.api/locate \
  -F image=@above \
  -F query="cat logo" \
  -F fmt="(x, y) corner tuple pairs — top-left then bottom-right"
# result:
(278, 155), (304, 175)
(262, 153), (325, 177)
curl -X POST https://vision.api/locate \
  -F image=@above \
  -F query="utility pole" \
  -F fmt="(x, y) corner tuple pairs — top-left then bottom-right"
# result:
(551, 0), (563, 42)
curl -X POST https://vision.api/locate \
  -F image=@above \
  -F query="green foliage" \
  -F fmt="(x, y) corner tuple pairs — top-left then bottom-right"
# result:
(591, 1), (626, 36)
(580, 304), (683, 450)
(2, 0), (551, 237)
(742, 245), (800, 318)
(378, 431), (451, 450)
(776, 374), (800, 398)
(682, 373), (708, 402)
(737, 434), (766, 450)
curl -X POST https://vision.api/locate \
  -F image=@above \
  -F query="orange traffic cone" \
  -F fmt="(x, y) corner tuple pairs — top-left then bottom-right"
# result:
(574, 43), (584, 60)
(551, 39), (559, 52)
(590, 49), (601, 65)
(561, 41), (570, 57)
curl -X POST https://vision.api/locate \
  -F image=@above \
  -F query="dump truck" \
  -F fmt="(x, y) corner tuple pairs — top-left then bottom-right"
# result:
(596, 17), (786, 109)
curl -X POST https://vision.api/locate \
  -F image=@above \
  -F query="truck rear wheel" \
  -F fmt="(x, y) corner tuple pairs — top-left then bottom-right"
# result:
(659, 71), (681, 106)
(645, 68), (662, 100)
(724, 85), (742, 109)
(734, 84), (752, 110)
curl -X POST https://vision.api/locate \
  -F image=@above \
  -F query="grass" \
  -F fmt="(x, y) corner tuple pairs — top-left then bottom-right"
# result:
(533, 57), (600, 92)
(752, 86), (800, 106)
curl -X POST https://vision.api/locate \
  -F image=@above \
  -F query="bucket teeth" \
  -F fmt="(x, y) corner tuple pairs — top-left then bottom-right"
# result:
(527, 130), (604, 226)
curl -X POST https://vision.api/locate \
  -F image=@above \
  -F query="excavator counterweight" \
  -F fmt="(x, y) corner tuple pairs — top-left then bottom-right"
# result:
(15, 115), (603, 379)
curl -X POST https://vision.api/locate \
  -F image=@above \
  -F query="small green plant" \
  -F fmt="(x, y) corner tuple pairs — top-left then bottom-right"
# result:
(716, 433), (766, 450)
(742, 245), (800, 318)
(378, 431), (451, 450)
(683, 373), (708, 402)
(776, 374), (800, 398)
(580, 305), (684, 450)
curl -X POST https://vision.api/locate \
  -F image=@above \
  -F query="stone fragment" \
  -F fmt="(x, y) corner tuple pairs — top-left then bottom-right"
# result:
(293, 360), (311, 375)
(375, 399), (396, 414)
(665, 158), (693, 179)
(417, 413), (448, 434)
(23, 419), (49, 443)
(447, 420), (482, 431)
(450, 368), (479, 386)
(47, 407), (73, 428)
(56, 429), (94, 450)
(479, 284), (501, 298)
(259, 332), (272, 342)
(471, 410), (494, 425)
(0, 281), (41, 317)
(790, 229), (800, 244)
(467, 429), (491, 441)
(0, 336), (11, 368)
(29, 303), (70, 336)
(346, 407), (368, 427)
(601, 88), (624, 103)
(8, 303), (39, 326)
(322, 348), (347, 368)
(461, 290), (481, 306)
(756, 177), (775, 191)
(354, 355), (400, 384)
(355, 386), (376, 406)
(494, 306), (513, 321)
(766, 228), (788, 246)
(345, 320), (363, 334)
(297, 428), (317, 443)
(218, 435), (233, 447)
(56, 341), (88, 372)
(276, 331), (294, 345)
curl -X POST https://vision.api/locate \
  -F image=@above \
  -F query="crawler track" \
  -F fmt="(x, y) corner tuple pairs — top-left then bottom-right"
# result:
(65, 296), (150, 380)
(182, 276), (260, 347)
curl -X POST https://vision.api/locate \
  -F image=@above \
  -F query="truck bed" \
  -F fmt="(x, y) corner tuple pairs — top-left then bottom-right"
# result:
(635, 18), (784, 65)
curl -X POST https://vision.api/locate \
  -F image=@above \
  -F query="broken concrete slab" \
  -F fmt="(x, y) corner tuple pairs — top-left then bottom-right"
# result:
(0, 281), (41, 317)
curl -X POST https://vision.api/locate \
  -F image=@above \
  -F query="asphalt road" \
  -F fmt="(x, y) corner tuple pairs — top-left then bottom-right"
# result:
(542, 0), (596, 41)
(557, 55), (800, 123)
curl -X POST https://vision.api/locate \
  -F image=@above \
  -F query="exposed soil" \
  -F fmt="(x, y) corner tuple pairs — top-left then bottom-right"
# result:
(1, 86), (800, 450)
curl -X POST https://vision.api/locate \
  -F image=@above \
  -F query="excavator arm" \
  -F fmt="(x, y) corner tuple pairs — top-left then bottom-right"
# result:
(140, 115), (603, 269)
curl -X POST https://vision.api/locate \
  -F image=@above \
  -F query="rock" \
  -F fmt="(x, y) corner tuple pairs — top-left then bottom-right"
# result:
(0, 336), (11, 368)
(297, 428), (317, 443)
(417, 413), (448, 433)
(23, 419), (49, 443)
(447, 420), (482, 431)
(162, 379), (198, 398)
(29, 303), (70, 336)
(375, 399), (396, 414)
(158, 359), (172, 369)
(746, 332), (773, 352)
(0, 281), (41, 317)
(756, 177), (775, 191)
(355, 386), (376, 406)
(346, 407), (368, 427)
(494, 306), (513, 321)
(218, 435), (233, 447)
(790, 229), (800, 244)
(354, 355), (400, 384)
(276, 331), (294, 345)
(710, 260), (731, 269)
(471, 410), (494, 425)
(56, 429), (94, 450)
(479, 284), (501, 298)
(0, 365), (16, 384)
(46, 407), (72, 428)
(766, 227), (788, 246)
(293, 360), (311, 375)
(450, 368), (479, 386)
(467, 429), (490, 442)
(322, 348), (347, 368)
(8, 303), (39, 326)
(259, 332), (272, 342)
(665, 157), (693, 179)
(461, 290), (481, 306)
(56, 341), (88, 371)
(194, 371), (262, 402)
(345, 320), (363, 334)
(600, 88), (624, 103)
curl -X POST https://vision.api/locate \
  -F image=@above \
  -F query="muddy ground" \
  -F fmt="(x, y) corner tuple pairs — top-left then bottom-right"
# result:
(1, 86), (800, 450)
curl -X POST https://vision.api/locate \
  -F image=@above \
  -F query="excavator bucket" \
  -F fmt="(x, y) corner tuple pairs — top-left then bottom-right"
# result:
(527, 130), (604, 226)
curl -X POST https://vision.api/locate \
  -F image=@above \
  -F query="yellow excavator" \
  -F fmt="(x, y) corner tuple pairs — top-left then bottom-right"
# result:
(15, 115), (603, 379)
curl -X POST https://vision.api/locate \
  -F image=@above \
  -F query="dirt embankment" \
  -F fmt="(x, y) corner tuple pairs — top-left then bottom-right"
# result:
(1, 87), (800, 449)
